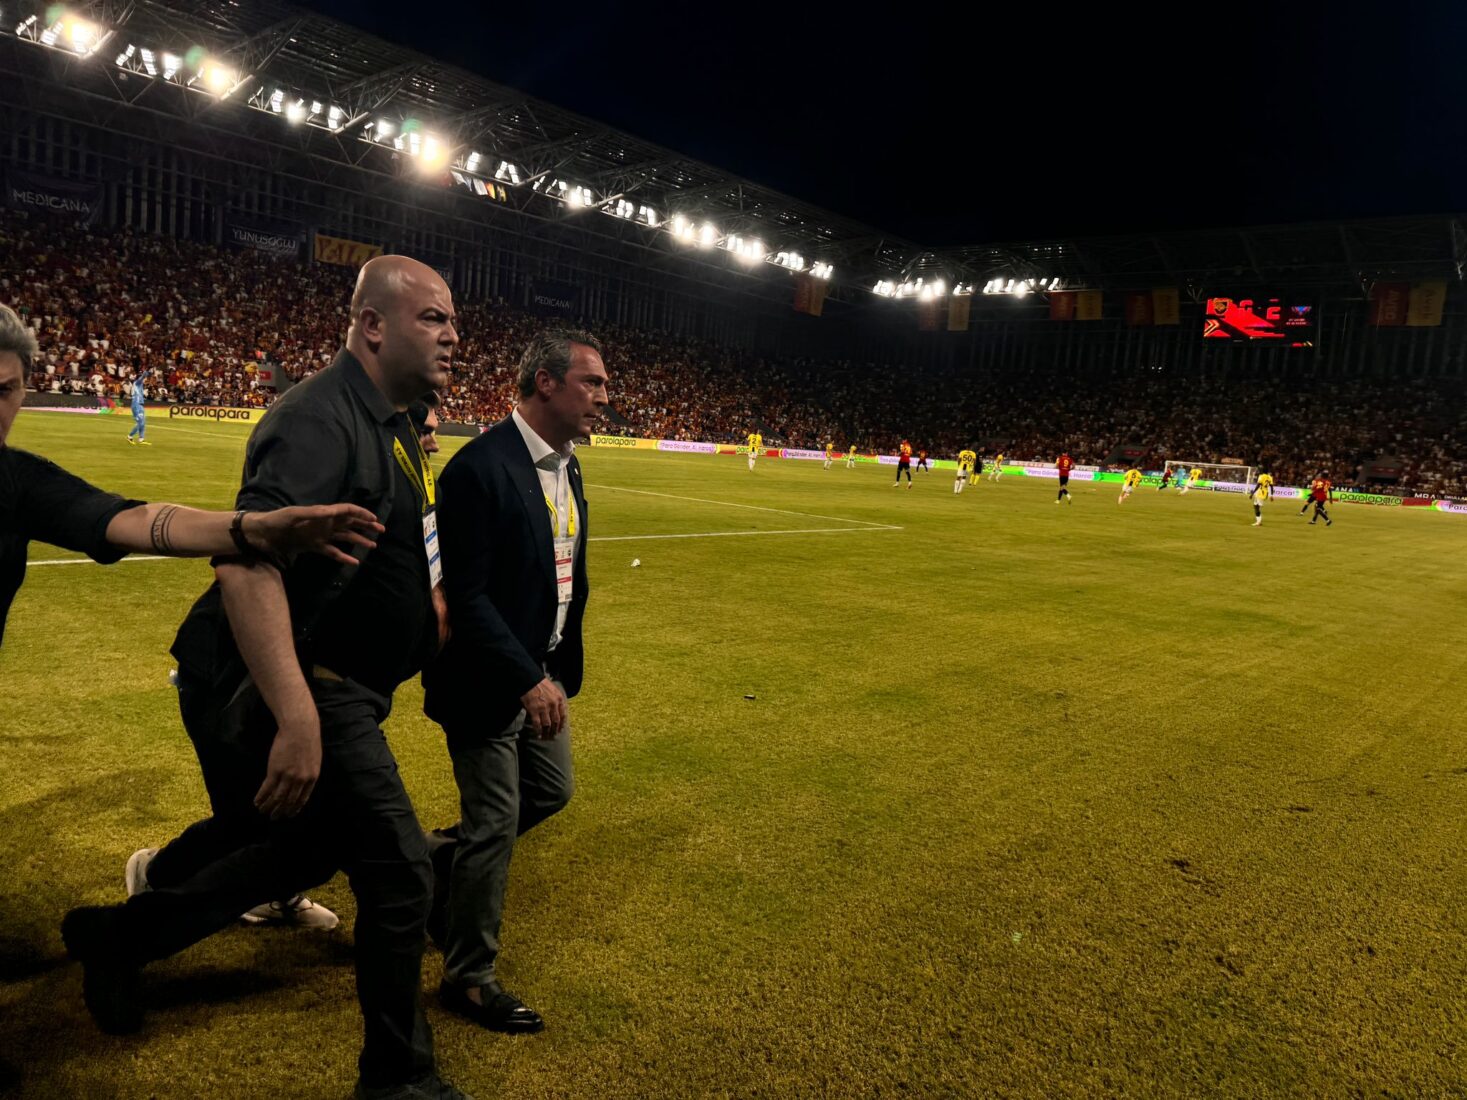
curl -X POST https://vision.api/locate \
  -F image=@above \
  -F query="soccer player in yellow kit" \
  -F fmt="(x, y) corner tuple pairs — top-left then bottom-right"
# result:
(1119, 467), (1143, 504)
(824, 442), (835, 470)
(988, 452), (1005, 481)
(1180, 466), (1203, 494)
(747, 431), (762, 471)
(846, 444), (857, 469)
(955, 449), (977, 494)
(1251, 471), (1274, 526)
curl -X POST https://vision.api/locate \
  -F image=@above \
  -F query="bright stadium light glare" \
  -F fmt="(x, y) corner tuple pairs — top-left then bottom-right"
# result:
(201, 61), (237, 94)
(374, 118), (393, 140)
(613, 198), (635, 219)
(464, 151), (481, 172)
(697, 223), (718, 248)
(284, 99), (307, 124)
(1013, 281), (1030, 298)
(670, 214), (697, 243)
(139, 47), (157, 75)
(328, 104), (346, 131)
(495, 161), (521, 185)
(567, 185), (595, 208)
(811, 261), (834, 280)
(114, 43), (135, 67)
(637, 204), (660, 227)
(420, 136), (450, 171)
(873, 280), (896, 297)
(67, 17), (99, 51)
(161, 52), (181, 80)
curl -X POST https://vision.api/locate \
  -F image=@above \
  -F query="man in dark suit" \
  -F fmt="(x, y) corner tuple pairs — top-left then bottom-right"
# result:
(423, 329), (607, 1033)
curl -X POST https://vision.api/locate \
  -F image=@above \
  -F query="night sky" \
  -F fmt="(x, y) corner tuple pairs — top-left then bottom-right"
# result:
(298, 1), (1467, 245)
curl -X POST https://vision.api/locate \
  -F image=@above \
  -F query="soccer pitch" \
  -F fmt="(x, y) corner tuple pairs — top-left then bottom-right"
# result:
(3, 411), (1465, 1098)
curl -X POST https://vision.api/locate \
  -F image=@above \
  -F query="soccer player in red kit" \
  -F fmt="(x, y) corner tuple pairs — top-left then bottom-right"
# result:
(1298, 471), (1334, 525)
(894, 441), (913, 487)
(1055, 452), (1074, 503)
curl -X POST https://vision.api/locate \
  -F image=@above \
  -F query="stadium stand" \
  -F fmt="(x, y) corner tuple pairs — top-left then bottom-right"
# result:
(4, 209), (1463, 496)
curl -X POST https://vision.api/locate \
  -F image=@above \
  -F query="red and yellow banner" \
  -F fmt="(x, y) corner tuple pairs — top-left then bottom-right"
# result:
(947, 295), (971, 332)
(792, 274), (827, 317)
(314, 233), (384, 269)
(1405, 280), (1446, 327)
(1075, 290), (1103, 321)
(1124, 292), (1154, 326)
(1369, 282), (1409, 326)
(1049, 291), (1076, 321)
(1152, 287), (1181, 325)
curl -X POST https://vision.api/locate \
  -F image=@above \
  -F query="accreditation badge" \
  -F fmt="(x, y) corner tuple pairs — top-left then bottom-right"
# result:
(422, 507), (443, 588)
(554, 535), (575, 605)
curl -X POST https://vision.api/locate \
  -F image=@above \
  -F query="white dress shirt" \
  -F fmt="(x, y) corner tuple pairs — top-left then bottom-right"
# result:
(512, 406), (578, 652)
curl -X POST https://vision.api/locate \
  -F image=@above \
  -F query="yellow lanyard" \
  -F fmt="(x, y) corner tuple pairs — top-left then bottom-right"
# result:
(545, 485), (577, 538)
(392, 430), (436, 513)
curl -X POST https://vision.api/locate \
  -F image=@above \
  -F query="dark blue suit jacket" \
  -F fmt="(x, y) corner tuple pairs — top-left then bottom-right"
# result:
(423, 415), (589, 736)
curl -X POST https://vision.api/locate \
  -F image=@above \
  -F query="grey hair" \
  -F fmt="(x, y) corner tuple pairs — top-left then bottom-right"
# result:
(0, 304), (39, 371)
(516, 329), (602, 399)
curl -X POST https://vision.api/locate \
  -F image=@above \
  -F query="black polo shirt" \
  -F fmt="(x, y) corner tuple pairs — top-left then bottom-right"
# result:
(0, 446), (140, 647)
(171, 349), (436, 697)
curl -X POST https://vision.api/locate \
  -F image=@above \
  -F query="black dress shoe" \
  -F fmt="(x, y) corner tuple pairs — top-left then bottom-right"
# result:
(438, 979), (544, 1034)
(61, 906), (143, 1035)
(354, 1071), (474, 1099)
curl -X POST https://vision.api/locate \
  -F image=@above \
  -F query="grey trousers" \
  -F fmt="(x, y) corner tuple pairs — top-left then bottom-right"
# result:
(443, 695), (574, 988)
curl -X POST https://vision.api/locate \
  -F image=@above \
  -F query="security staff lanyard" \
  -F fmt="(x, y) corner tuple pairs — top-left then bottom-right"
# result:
(544, 460), (577, 607)
(392, 430), (442, 589)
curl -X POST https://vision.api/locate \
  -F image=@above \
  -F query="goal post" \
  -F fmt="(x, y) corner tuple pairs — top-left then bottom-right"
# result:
(1163, 460), (1256, 490)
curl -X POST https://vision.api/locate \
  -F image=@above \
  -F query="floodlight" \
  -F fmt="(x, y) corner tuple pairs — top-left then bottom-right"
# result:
(328, 105), (346, 131)
(161, 52), (181, 80)
(465, 151), (481, 172)
(67, 17), (98, 51)
(873, 280), (896, 297)
(114, 43), (135, 67)
(374, 119), (394, 140)
(697, 223), (718, 248)
(201, 62), (236, 94)
(420, 137), (449, 171)
(614, 198), (635, 219)
(568, 185), (594, 208)
(637, 205), (660, 227)
(1013, 281), (1029, 298)
(267, 88), (285, 113)
(284, 99), (307, 124)
(495, 161), (521, 184)
(139, 47), (157, 75)
(811, 262), (834, 280)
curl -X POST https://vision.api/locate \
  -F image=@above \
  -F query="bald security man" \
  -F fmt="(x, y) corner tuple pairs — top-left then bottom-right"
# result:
(62, 257), (473, 1100)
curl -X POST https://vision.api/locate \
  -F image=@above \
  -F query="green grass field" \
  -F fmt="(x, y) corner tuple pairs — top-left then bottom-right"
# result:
(2, 410), (1465, 1098)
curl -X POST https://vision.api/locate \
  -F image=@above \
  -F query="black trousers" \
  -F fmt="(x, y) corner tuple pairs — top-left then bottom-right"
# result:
(895, 462), (911, 482)
(129, 673), (434, 1088)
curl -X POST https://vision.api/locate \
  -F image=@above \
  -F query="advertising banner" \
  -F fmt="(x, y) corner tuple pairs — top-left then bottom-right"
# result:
(657, 440), (717, 453)
(781, 448), (827, 461)
(226, 220), (302, 258)
(528, 280), (582, 317)
(589, 434), (657, 450)
(154, 405), (263, 423)
(5, 168), (103, 223)
(1405, 280), (1447, 327)
(1369, 282), (1409, 326)
(1049, 291), (1076, 321)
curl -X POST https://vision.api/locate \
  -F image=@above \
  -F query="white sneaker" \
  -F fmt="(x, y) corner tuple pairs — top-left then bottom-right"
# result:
(242, 894), (340, 930)
(125, 848), (158, 897)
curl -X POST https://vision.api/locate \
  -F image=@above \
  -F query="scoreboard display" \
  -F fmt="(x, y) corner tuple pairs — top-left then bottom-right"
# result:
(1203, 295), (1316, 347)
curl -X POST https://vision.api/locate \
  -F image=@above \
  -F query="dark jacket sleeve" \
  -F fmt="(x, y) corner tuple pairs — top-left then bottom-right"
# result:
(436, 451), (546, 698)
(16, 450), (142, 563)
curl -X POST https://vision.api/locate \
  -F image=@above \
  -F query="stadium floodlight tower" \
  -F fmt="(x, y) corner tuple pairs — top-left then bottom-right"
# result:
(1163, 460), (1257, 492)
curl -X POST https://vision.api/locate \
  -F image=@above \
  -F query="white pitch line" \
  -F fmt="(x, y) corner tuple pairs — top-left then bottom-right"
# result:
(586, 482), (900, 530)
(29, 555), (170, 566)
(589, 526), (901, 543)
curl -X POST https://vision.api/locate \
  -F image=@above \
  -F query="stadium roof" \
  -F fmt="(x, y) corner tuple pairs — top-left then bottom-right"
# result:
(5, 0), (1466, 306)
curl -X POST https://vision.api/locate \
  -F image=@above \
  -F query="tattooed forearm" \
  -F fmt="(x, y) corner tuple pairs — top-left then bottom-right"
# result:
(149, 504), (180, 553)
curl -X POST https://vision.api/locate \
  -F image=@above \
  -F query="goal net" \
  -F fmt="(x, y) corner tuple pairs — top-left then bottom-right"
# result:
(1163, 460), (1256, 492)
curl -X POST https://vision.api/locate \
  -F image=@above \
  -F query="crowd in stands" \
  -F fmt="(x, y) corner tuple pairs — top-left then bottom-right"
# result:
(4, 208), (1464, 496)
